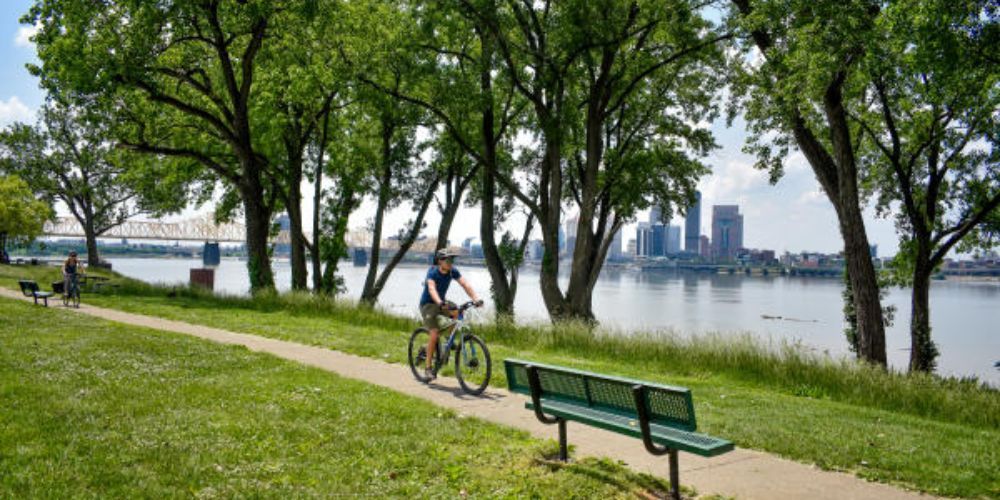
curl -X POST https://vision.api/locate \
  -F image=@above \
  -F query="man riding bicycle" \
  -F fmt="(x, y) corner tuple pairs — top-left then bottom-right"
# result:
(420, 249), (482, 381)
(62, 251), (83, 301)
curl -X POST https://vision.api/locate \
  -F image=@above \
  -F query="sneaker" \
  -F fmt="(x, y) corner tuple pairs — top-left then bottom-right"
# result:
(424, 367), (437, 382)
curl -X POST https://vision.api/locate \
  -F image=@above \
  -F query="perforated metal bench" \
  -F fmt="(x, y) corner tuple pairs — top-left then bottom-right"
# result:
(505, 359), (733, 500)
(18, 280), (54, 307)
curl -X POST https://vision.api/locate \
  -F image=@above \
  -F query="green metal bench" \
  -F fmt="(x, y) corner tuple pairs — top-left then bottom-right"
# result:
(18, 280), (54, 307)
(505, 359), (733, 500)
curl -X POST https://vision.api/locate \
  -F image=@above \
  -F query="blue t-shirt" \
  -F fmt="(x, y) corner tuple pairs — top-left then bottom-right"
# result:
(420, 266), (462, 306)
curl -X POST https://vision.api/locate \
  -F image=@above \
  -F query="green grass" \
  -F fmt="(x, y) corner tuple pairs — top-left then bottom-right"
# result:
(3, 264), (999, 497)
(0, 296), (684, 498)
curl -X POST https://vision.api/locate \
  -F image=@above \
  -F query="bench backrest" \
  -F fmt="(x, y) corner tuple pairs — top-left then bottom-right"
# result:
(18, 280), (39, 296)
(505, 359), (697, 431)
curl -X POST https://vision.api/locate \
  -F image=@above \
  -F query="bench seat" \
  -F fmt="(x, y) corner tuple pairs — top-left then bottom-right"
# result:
(526, 399), (733, 456)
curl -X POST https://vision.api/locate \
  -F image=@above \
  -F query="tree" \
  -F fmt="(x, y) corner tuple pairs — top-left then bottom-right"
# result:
(254, 1), (349, 291)
(25, 0), (308, 293)
(726, 0), (888, 365)
(354, 0), (527, 318)
(355, 84), (440, 306)
(0, 175), (53, 259)
(469, 0), (724, 321)
(855, 0), (1000, 371)
(0, 100), (192, 265)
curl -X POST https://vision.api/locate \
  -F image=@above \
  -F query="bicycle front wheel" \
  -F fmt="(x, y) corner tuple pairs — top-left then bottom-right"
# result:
(408, 327), (434, 383)
(71, 289), (80, 308)
(455, 334), (491, 395)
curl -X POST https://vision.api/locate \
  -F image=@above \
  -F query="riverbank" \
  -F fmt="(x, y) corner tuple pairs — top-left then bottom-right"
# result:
(1, 264), (997, 497)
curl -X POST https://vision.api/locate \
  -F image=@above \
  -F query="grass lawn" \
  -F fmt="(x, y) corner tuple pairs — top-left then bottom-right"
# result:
(2, 264), (999, 498)
(0, 296), (683, 498)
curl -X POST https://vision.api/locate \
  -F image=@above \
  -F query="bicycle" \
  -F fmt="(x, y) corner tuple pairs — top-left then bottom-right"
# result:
(63, 274), (81, 308)
(408, 300), (492, 395)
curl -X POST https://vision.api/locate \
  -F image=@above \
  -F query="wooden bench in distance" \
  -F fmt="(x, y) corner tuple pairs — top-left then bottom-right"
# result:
(505, 359), (733, 500)
(18, 280), (55, 307)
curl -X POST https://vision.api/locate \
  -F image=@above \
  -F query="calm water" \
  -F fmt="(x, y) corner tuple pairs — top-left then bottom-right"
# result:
(106, 257), (1000, 384)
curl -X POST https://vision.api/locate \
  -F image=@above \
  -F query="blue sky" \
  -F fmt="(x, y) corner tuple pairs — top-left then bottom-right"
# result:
(0, 1), (901, 256)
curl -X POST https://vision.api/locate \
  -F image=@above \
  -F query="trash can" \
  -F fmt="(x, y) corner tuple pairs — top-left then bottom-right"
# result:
(190, 268), (215, 290)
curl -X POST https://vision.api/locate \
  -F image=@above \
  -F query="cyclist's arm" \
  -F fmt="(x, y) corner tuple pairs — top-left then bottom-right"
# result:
(456, 276), (480, 303)
(427, 279), (443, 305)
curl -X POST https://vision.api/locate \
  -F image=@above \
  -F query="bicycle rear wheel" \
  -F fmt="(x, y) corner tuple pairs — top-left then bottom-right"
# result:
(455, 334), (491, 395)
(408, 327), (434, 383)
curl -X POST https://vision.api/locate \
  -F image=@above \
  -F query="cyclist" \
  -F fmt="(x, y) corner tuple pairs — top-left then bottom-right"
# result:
(62, 251), (82, 300)
(420, 248), (482, 381)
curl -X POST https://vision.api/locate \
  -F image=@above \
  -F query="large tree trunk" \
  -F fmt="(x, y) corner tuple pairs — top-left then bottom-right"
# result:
(824, 74), (887, 366)
(536, 133), (571, 321)
(909, 244), (937, 372)
(838, 195), (887, 365)
(286, 150), (308, 291)
(360, 124), (394, 306)
(311, 114), (330, 291)
(241, 172), (275, 293)
(83, 219), (100, 267)
(320, 187), (357, 295)
(436, 197), (461, 251)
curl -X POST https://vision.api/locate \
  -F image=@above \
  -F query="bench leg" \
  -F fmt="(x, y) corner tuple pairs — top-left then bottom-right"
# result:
(558, 419), (568, 462)
(669, 449), (680, 500)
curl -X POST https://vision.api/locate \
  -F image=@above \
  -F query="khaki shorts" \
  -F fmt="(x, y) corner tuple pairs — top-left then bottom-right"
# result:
(420, 303), (453, 331)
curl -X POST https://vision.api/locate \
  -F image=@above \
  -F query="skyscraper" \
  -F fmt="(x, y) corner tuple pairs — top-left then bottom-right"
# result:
(711, 205), (744, 262)
(685, 191), (701, 253)
(636, 222), (652, 257)
(666, 225), (681, 255)
(650, 204), (663, 224)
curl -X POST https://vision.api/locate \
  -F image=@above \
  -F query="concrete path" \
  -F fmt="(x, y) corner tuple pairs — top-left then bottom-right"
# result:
(1, 288), (934, 500)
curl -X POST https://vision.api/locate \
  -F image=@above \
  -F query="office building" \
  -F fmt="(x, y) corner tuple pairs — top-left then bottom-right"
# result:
(700, 235), (711, 259)
(711, 205), (744, 262)
(636, 222), (652, 257)
(685, 191), (701, 253)
(666, 225), (682, 255)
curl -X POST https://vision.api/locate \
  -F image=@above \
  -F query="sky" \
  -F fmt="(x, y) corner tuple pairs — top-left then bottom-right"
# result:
(0, 1), (903, 257)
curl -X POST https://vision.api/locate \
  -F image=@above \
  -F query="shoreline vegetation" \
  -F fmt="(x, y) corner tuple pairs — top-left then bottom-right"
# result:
(2, 265), (998, 497)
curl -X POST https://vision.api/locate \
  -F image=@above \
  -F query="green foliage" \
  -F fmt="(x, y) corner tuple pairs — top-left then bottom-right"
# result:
(0, 175), (53, 245)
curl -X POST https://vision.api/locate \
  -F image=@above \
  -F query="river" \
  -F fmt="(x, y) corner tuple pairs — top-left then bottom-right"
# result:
(105, 257), (1000, 385)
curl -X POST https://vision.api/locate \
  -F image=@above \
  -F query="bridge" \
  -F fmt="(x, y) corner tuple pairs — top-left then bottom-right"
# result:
(41, 216), (446, 253)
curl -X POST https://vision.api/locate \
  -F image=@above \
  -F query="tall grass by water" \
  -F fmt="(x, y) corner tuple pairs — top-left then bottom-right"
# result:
(100, 273), (1000, 430)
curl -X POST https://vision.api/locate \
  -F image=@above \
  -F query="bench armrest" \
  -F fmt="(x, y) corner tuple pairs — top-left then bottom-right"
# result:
(632, 384), (672, 456)
(526, 365), (561, 425)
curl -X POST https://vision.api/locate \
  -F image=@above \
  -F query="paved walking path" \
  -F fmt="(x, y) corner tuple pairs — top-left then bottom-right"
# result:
(1, 288), (934, 499)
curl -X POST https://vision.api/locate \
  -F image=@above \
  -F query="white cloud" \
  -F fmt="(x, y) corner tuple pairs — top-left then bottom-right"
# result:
(14, 24), (39, 48)
(0, 96), (34, 127)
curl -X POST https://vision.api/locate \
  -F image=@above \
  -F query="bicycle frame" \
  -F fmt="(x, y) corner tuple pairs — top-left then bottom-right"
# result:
(436, 308), (477, 366)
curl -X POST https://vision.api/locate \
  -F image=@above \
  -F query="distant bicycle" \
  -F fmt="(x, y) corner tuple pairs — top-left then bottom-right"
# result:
(63, 273), (81, 308)
(408, 300), (492, 395)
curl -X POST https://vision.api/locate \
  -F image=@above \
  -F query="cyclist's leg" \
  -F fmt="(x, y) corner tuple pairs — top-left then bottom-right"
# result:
(426, 328), (439, 370)
(420, 303), (441, 371)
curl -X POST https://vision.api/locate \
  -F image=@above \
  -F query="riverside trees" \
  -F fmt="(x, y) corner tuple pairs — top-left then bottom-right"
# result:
(18, 0), (994, 373)
(854, 0), (1000, 372)
(0, 101), (192, 266)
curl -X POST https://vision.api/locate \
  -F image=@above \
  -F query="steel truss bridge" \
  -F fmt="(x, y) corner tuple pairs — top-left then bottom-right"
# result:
(41, 216), (443, 253)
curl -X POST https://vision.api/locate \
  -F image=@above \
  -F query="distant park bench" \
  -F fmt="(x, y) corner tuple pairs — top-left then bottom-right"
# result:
(504, 359), (734, 500)
(18, 280), (55, 307)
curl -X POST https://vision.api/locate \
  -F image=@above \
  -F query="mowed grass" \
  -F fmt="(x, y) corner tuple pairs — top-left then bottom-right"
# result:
(0, 297), (677, 498)
(3, 264), (999, 497)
